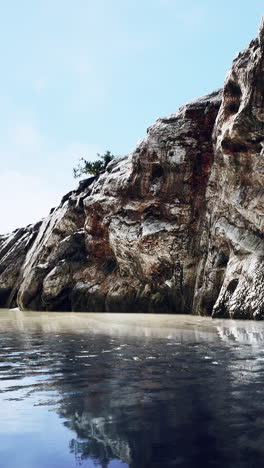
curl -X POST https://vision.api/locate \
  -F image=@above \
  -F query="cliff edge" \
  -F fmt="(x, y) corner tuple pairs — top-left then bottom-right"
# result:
(1, 20), (263, 318)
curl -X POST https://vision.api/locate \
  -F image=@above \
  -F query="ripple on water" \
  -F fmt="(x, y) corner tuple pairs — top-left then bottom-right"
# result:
(1, 311), (264, 468)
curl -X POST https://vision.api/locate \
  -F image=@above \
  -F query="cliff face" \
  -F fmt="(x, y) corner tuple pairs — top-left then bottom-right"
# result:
(193, 20), (264, 319)
(1, 20), (264, 318)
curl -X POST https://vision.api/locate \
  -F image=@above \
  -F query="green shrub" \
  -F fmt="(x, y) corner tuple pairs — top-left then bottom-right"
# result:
(73, 151), (115, 178)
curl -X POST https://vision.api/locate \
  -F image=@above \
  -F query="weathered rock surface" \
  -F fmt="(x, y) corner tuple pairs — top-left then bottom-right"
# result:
(0, 19), (264, 318)
(193, 19), (264, 319)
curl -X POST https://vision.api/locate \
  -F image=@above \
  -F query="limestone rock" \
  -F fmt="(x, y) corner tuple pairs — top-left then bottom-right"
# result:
(0, 222), (41, 308)
(0, 19), (264, 318)
(79, 89), (222, 313)
(193, 22), (264, 319)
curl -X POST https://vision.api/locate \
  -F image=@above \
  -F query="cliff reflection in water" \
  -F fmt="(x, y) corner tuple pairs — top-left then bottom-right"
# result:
(1, 311), (264, 467)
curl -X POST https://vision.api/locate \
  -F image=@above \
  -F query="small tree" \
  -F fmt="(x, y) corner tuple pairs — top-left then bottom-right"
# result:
(73, 151), (115, 178)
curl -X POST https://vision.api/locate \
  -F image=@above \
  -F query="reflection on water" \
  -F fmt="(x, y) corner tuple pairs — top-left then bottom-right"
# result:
(1, 310), (264, 467)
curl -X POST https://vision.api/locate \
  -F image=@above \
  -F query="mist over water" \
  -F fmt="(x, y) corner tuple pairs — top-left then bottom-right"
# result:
(1, 310), (264, 468)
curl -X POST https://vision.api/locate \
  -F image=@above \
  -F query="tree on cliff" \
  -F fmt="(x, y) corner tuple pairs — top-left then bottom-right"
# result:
(73, 151), (115, 178)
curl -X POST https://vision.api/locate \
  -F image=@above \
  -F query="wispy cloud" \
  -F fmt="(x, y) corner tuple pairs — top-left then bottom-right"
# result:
(0, 170), (61, 233)
(0, 119), (102, 234)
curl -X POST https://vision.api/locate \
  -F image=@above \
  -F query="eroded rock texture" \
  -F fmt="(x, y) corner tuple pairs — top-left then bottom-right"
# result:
(193, 19), (264, 319)
(1, 19), (264, 318)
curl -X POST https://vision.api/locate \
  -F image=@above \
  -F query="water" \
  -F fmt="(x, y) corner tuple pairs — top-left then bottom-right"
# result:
(1, 310), (264, 468)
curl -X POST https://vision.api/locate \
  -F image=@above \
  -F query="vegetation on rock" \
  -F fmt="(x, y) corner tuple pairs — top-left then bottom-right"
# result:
(73, 151), (115, 178)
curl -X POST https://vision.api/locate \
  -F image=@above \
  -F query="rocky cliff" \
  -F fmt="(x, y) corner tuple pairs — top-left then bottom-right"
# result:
(1, 20), (264, 318)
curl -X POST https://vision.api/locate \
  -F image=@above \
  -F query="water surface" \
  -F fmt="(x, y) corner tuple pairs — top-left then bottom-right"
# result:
(1, 310), (264, 467)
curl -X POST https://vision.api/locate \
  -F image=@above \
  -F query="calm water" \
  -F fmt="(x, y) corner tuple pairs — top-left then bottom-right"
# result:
(1, 311), (264, 468)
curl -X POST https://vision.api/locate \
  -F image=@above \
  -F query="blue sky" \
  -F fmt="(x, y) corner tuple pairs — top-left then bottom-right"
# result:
(0, 0), (263, 232)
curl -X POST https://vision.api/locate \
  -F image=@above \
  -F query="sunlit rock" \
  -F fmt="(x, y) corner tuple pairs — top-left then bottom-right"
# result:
(0, 19), (264, 318)
(193, 19), (264, 319)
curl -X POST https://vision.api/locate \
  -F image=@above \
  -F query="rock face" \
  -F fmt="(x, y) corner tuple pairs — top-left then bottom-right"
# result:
(193, 19), (264, 319)
(0, 20), (264, 318)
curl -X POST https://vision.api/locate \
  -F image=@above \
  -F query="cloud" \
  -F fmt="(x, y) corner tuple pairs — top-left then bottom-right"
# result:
(0, 170), (63, 234)
(0, 119), (102, 234)
(0, 144), (101, 234)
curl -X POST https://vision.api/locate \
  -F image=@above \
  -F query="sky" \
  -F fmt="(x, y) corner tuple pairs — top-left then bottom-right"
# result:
(0, 0), (263, 233)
